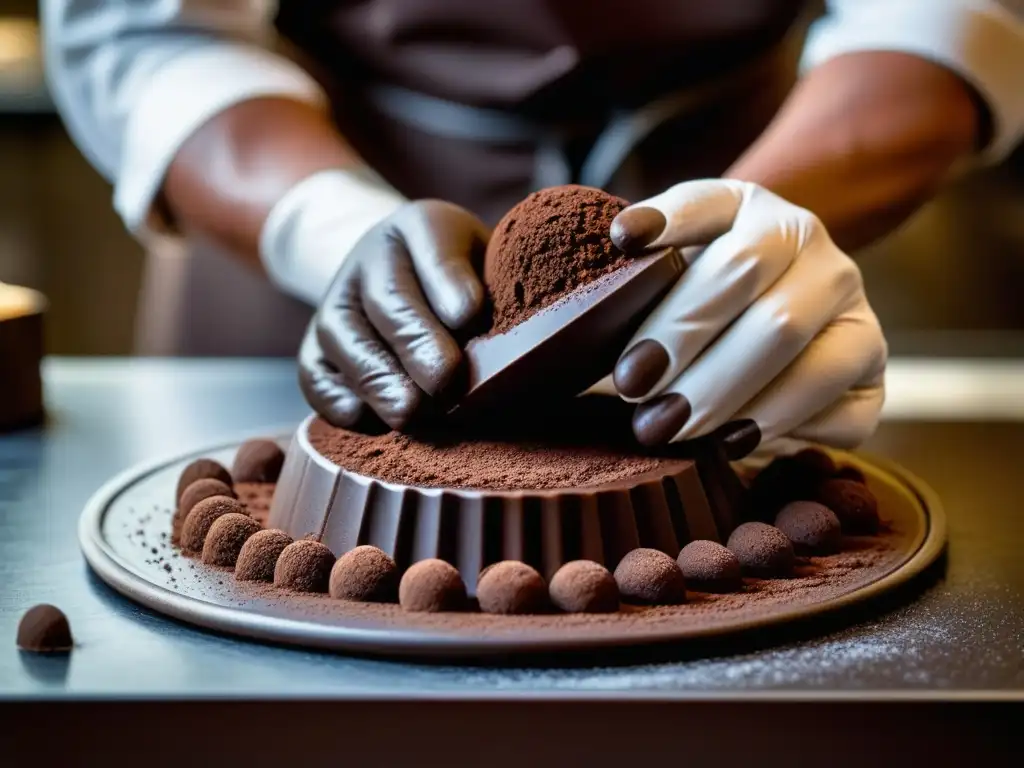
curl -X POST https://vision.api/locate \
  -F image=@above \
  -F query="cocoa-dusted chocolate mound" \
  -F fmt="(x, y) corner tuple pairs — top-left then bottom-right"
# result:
(17, 604), (72, 653)
(232, 439), (285, 483)
(173, 478), (235, 543)
(176, 458), (232, 503)
(477, 561), (548, 615)
(548, 560), (619, 613)
(835, 465), (867, 484)
(816, 479), (880, 534)
(676, 540), (742, 593)
(775, 501), (842, 555)
(749, 452), (834, 518)
(180, 496), (246, 553)
(274, 539), (335, 593)
(308, 396), (688, 491)
(202, 512), (262, 567)
(791, 447), (837, 477)
(484, 185), (631, 334)
(236, 529), (293, 582)
(399, 559), (466, 613)
(329, 545), (399, 603)
(613, 548), (686, 605)
(727, 522), (795, 578)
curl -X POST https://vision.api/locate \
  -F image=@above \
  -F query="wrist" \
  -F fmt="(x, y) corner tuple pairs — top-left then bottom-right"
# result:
(259, 168), (407, 304)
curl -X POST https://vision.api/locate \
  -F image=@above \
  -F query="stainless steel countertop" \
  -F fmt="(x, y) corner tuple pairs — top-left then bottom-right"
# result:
(1, 358), (1022, 701)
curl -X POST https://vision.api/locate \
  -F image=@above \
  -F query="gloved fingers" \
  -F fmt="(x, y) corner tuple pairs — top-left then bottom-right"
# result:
(296, 321), (365, 428)
(315, 271), (423, 431)
(789, 380), (886, 448)
(361, 233), (464, 396)
(732, 308), (887, 448)
(610, 179), (754, 254)
(394, 200), (489, 330)
(613, 223), (798, 400)
(630, 250), (861, 446)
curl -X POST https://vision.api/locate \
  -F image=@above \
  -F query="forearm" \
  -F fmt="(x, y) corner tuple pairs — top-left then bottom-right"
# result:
(163, 97), (359, 265)
(726, 52), (982, 251)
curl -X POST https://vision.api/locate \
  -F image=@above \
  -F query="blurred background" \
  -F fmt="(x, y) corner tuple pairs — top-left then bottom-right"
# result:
(1, 1), (1023, 358)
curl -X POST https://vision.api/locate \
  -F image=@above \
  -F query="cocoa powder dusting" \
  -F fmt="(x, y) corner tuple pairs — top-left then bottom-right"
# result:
(484, 185), (631, 334)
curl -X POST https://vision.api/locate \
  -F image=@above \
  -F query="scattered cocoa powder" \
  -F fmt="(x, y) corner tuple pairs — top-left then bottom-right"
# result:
(484, 185), (631, 334)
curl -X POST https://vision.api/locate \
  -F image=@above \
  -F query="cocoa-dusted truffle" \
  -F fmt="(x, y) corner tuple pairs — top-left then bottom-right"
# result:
(398, 559), (466, 613)
(676, 540), (742, 593)
(548, 560), (619, 613)
(613, 548), (686, 605)
(749, 452), (832, 519)
(274, 539), (335, 592)
(201, 512), (262, 567)
(476, 561), (548, 615)
(17, 604), (72, 653)
(175, 458), (232, 502)
(235, 529), (293, 582)
(329, 545), (399, 602)
(180, 495), (246, 553)
(834, 465), (867, 484)
(792, 447), (837, 477)
(232, 439), (285, 483)
(727, 522), (795, 578)
(775, 501), (842, 555)
(484, 185), (630, 334)
(815, 479), (879, 534)
(173, 478), (236, 543)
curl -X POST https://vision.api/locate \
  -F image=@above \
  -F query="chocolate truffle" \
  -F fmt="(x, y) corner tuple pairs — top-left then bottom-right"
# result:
(476, 561), (548, 615)
(175, 458), (232, 502)
(748, 453), (831, 519)
(180, 495), (246, 553)
(274, 539), (335, 592)
(232, 439), (285, 483)
(17, 604), (72, 653)
(398, 559), (466, 613)
(548, 560), (619, 613)
(834, 464), (867, 484)
(815, 479), (880, 534)
(173, 478), (236, 543)
(676, 540), (742, 593)
(774, 501), (842, 555)
(235, 529), (293, 582)
(613, 548), (686, 605)
(484, 185), (630, 334)
(727, 522), (795, 578)
(201, 512), (262, 567)
(792, 447), (837, 477)
(329, 545), (399, 602)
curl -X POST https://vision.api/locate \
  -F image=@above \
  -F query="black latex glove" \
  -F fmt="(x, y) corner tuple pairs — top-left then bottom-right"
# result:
(299, 200), (490, 430)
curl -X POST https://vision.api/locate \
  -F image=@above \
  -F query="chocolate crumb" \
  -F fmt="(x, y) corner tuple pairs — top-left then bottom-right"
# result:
(548, 560), (619, 613)
(17, 604), (72, 653)
(232, 439), (285, 483)
(176, 458), (232, 503)
(727, 522), (795, 578)
(180, 496), (246, 553)
(613, 548), (686, 605)
(202, 513), (262, 567)
(775, 501), (842, 555)
(676, 540), (742, 593)
(476, 561), (548, 615)
(273, 539), (335, 593)
(399, 559), (466, 613)
(329, 545), (399, 602)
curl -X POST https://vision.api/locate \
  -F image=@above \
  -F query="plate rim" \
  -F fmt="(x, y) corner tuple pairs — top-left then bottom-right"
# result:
(78, 430), (947, 658)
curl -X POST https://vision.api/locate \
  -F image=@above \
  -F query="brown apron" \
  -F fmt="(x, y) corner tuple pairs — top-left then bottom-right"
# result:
(137, 0), (810, 356)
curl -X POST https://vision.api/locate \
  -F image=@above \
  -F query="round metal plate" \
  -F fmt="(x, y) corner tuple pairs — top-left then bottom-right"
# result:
(79, 430), (946, 658)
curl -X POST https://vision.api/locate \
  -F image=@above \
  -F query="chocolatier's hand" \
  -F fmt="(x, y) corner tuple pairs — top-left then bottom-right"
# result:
(299, 201), (489, 430)
(610, 180), (886, 450)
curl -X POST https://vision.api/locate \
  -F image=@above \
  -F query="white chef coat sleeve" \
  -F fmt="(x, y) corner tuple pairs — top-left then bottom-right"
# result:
(41, 0), (327, 237)
(802, 0), (1024, 161)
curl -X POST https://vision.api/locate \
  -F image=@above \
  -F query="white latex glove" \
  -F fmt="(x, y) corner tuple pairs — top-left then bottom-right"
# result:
(609, 179), (887, 452)
(259, 167), (407, 305)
